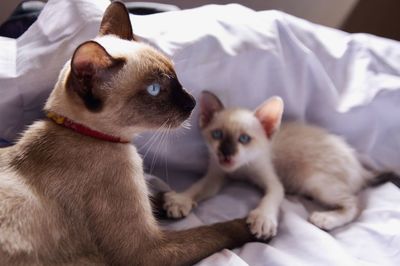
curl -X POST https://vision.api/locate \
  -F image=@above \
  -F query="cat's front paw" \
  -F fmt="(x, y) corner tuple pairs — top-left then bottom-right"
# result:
(246, 209), (278, 240)
(163, 191), (196, 219)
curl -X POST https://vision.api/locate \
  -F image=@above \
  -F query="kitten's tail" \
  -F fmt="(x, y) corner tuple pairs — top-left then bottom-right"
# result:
(367, 172), (400, 188)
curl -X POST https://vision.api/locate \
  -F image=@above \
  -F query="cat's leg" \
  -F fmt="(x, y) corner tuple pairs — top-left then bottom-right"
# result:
(141, 218), (255, 266)
(163, 165), (226, 218)
(247, 168), (284, 240)
(86, 178), (254, 266)
(305, 175), (361, 230)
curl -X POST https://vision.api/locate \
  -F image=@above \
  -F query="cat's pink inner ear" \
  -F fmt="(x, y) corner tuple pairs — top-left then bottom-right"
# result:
(255, 96), (284, 138)
(71, 41), (115, 77)
(199, 91), (224, 128)
(99, 1), (135, 41)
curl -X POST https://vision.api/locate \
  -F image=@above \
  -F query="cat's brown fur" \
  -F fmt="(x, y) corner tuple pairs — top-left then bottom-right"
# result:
(0, 2), (254, 265)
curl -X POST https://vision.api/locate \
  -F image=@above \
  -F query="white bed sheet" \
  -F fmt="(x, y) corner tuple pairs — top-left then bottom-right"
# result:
(155, 170), (400, 266)
(0, 0), (399, 265)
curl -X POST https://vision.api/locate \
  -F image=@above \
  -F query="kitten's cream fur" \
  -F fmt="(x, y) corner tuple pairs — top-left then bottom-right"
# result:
(164, 91), (374, 239)
(0, 3), (254, 265)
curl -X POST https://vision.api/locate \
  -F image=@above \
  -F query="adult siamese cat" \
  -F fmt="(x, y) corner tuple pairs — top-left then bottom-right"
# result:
(0, 3), (254, 265)
(164, 91), (378, 240)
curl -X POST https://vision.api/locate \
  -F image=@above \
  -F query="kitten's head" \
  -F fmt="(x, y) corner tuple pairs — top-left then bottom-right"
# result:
(200, 91), (283, 172)
(45, 1), (195, 141)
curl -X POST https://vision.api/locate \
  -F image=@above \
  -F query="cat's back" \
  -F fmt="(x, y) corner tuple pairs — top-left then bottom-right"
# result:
(0, 152), (55, 264)
(272, 122), (365, 192)
(0, 121), (106, 265)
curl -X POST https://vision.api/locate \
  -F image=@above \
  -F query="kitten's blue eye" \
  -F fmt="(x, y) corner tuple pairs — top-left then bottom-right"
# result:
(211, 129), (223, 140)
(147, 83), (161, 96)
(238, 134), (251, 144)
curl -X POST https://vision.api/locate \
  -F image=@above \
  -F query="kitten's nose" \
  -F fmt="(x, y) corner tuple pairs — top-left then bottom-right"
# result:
(219, 137), (237, 158)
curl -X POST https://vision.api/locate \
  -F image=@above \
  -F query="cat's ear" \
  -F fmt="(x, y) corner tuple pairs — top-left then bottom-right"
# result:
(199, 91), (224, 128)
(99, 1), (135, 41)
(254, 96), (284, 138)
(68, 41), (125, 111)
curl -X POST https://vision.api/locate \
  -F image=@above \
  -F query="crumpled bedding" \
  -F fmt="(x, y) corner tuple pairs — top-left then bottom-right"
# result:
(0, 0), (399, 265)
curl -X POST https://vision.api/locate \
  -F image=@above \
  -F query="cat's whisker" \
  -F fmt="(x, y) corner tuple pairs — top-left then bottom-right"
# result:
(139, 120), (169, 151)
(148, 119), (169, 174)
(141, 123), (166, 164)
(141, 131), (162, 161)
(170, 122), (191, 139)
(162, 125), (171, 185)
(168, 126), (178, 141)
(138, 132), (159, 152)
(138, 131), (159, 161)
(149, 122), (169, 175)
(147, 133), (164, 173)
(181, 119), (192, 130)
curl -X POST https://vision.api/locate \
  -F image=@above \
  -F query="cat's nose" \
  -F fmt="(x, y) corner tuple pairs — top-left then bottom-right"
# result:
(172, 88), (196, 113)
(182, 94), (196, 112)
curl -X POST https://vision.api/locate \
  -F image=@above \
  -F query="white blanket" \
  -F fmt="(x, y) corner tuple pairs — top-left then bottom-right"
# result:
(0, 0), (399, 265)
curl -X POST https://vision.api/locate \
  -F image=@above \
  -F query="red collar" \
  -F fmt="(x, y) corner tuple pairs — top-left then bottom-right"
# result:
(46, 111), (130, 144)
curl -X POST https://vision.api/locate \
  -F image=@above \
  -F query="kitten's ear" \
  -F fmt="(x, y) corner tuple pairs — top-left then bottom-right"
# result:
(68, 41), (125, 111)
(199, 91), (224, 128)
(254, 96), (284, 138)
(99, 1), (135, 41)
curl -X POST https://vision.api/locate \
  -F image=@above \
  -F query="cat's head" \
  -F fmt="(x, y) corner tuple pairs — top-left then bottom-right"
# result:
(45, 2), (195, 141)
(199, 91), (283, 172)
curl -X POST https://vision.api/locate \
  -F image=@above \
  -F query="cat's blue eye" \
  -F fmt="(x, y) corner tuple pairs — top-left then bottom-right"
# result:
(238, 134), (251, 144)
(211, 129), (223, 140)
(147, 83), (161, 96)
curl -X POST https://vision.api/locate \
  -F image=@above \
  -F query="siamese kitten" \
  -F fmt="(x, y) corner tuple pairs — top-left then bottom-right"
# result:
(0, 3), (254, 265)
(164, 91), (375, 240)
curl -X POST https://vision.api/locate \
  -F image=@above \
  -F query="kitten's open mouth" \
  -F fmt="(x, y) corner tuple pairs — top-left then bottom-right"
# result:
(219, 157), (234, 166)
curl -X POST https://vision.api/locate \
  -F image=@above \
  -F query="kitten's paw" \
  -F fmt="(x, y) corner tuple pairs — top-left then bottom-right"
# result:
(163, 191), (196, 219)
(309, 211), (341, 230)
(246, 209), (278, 240)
